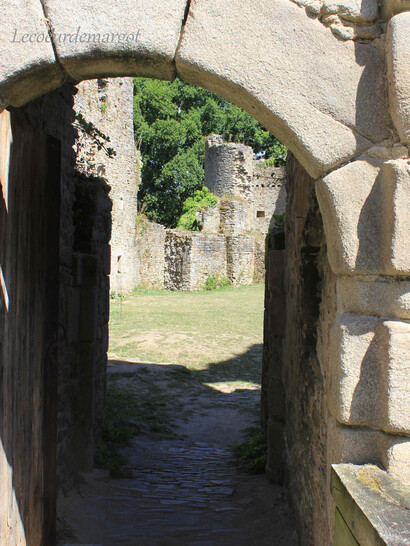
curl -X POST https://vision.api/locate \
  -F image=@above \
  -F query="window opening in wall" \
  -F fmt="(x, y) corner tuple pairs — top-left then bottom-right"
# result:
(256, 210), (265, 218)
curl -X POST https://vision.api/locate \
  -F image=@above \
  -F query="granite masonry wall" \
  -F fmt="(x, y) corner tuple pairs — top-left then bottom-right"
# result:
(261, 152), (338, 544)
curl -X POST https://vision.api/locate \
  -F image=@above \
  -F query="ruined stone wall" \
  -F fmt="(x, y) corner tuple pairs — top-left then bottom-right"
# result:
(226, 235), (255, 285)
(204, 135), (254, 199)
(204, 136), (287, 231)
(252, 162), (287, 233)
(20, 83), (113, 491)
(165, 231), (227, 290)
(136, 219), (166, 289)
(74, 78), (140, 294)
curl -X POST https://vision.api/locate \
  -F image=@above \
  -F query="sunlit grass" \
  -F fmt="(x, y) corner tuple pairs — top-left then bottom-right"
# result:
(109, 284), (264, 376)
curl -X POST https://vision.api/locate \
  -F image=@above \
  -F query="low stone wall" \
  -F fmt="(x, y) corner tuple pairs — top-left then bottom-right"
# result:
(164, 231), (227, 290)
(136, 219), (166, 289)
(226, 234), (255, 285)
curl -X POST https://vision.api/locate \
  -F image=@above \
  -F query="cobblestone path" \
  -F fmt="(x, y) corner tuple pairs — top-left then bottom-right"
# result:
(58, 360), (295, 545)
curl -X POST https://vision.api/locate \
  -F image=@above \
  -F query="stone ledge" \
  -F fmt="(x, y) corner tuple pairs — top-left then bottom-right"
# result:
(331, 464), (410, 545)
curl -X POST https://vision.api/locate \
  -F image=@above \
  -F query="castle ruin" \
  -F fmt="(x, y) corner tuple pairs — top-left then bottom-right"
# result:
(136, 135), (286, 290)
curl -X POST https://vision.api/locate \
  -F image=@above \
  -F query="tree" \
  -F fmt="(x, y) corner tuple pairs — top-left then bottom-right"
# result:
(134, 77), (286, 227)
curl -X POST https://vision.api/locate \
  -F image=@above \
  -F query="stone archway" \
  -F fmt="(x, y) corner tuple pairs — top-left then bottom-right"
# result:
(0, 1), (409, 544)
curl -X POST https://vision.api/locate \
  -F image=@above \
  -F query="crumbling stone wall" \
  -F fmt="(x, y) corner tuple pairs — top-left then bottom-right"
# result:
(137, 137), (287, 290)
(253, 162), (287, 234)
(262, 152), (337, 544)
(19, 83), (113, 491)
(165, 231), (227, 290)
(205, 136), (287, 232)
(136, 219), (166, 289)
(74, 78), (141, 294)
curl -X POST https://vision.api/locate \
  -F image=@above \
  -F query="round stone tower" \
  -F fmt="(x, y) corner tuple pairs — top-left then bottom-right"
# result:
(204, 135), (254, 199)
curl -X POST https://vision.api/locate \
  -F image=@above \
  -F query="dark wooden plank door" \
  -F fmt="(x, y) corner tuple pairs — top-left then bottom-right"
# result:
(0, 110), (60, 545)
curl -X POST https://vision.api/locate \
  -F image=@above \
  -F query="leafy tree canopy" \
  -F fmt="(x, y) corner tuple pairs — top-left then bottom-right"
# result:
(177, 187), (218, 231)
(134, 77), (286, 227)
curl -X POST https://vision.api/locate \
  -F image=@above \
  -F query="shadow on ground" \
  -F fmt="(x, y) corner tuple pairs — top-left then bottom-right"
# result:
(57, 346), (296, 546)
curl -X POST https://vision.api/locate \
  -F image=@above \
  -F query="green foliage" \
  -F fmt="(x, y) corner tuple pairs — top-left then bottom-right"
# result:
(177, 186), (218, 231)
(204, 274), (230, 291)
(134, 77), (287, 227)
(233, 428), (267, 474)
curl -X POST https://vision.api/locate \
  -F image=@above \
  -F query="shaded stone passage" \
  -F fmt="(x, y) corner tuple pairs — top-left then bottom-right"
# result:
(58, 360), (295, 545)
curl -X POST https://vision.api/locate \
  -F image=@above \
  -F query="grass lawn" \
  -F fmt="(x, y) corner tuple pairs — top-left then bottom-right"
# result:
(109, 284), (265, 379)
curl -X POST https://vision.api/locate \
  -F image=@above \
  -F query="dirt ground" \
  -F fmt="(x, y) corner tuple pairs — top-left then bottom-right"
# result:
(58, 287), (296, 545)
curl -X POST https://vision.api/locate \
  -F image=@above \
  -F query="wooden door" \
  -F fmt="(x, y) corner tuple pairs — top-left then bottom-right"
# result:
(0, 110), (60, 545)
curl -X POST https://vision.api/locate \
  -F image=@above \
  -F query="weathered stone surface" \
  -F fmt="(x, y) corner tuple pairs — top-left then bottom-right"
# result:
(177, 0), (391, 178)
(381, 0), (410, 20)
(316, 157), (385, 274)
(321, 0), (379, 23)
(317, 156), (410, 275)
(42, 0), (188, 81)
(337, 277), (410, 320)
(329, 313), (410, 434)
(328, 417), (410, 485)
(386, 12), (410, 143)
(0, 0), (65, 108)
(332, 464), (410, 545)
(382, 159), (410, 273)
(381, 436), (410, 486)
(74, 78), (141, 293)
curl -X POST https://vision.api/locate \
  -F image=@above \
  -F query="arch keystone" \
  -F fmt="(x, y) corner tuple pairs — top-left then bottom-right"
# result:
(41, 0), (189, 82)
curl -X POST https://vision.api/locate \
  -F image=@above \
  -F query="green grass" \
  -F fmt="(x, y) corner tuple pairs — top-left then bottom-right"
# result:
(233, 427), (267, 474)
(109, 284), (264, 375)
(104, 284), (266, 477)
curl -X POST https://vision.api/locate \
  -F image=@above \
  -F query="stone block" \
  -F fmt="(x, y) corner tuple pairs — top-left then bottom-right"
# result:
(337, 277), (410, 320)
(329, 313), (410, 434)
(317, 156), (410, 275)
(0, 0), (65, 108)
(386, 12), (410, 143)
(316, 157), (385, 274)
(328, 415), (381, 466)
(176, 0), (391, 178)
(331, 464), (410, 545)
(381, 436), (410, 486)
(42, 0), (188, 81)
(381, 0), (410, 20)
(322, 0), (379, 23)
(381, 159), (410, 273)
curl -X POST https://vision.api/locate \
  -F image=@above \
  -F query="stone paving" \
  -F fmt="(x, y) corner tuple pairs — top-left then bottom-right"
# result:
(58, 360), (295, 545)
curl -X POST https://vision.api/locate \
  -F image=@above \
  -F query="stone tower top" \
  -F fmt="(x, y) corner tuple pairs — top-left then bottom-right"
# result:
(204, 135), (254, 199)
